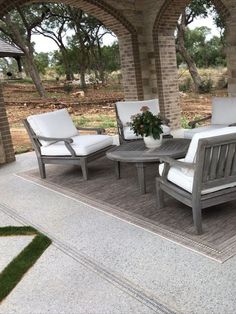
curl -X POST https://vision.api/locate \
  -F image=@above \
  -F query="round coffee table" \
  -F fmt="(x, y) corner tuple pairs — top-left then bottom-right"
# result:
(106, 138), (190, 194)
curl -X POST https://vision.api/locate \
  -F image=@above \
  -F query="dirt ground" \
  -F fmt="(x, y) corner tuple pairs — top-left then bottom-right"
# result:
(2, 81), (227, 153)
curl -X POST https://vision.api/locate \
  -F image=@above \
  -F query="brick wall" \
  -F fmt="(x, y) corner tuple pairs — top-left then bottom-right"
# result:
(0, 84), (15, 163)
(0, 131), (6, 164)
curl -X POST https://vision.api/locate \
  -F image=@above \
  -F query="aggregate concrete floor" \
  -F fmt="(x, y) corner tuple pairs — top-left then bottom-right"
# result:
(0, 152), (236, 314)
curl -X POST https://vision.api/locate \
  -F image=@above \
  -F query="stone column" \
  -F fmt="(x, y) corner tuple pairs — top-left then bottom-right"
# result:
(154, 35), (181, 129)
(119, 33), (144, 100)
(226, 20), (236, 96)
(0, 131), (6, 164)
(0, 84), (15, 163)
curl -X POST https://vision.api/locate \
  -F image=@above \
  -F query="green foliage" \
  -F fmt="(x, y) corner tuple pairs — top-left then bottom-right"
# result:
(73, 115), (116, 129)
(129, 106), (163, 139)
(96, 115), (116, 128)
(181, 115), (204, 128)
(0, 58), (18, 75)
(99, 43), (120, 73)
(34, 52), (50, 74)
(217, 76), (227, 89)
(177, 27), (226, 68)
(198, 78), (213, 93)
(181, 116), (191, 129)
(179, 77), (192, 92)
(63, 82), (73, 94)
(73, 116), (91, 127)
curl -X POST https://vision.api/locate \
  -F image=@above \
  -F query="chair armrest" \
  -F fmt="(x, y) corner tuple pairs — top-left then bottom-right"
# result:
(188, 114), (212, 129)
(160, 156), (195, 169)
(229, 123), (236, 127)
(33, 135), (73, 144)
(33, 135), (76, 156)
(77, 127), (105, 134)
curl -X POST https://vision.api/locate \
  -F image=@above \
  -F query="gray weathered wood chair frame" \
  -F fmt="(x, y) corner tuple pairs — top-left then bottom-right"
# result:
(156, 133), (236, 234)
(24, 119), (113, 180)
(114, 103), (128, 144)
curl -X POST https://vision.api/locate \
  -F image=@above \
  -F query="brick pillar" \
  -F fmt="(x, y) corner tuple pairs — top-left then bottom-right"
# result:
(0, 84), (15, 163)
(0, 131), (6, 164)
(119, 33), (144, 100)
(154, 35), (181, 129)
(226, 13), (236, 96)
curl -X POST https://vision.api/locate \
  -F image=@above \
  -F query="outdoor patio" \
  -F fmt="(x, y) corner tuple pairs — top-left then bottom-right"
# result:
(0, 152), (236, 313)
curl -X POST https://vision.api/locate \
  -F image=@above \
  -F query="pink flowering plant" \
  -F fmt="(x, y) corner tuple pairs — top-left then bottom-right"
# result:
(129, 106), (163, 139)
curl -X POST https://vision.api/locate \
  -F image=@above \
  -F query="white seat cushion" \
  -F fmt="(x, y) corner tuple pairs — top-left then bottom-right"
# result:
(184, 126), (236, 163)
(27, 109), (78, 147)
(159, 159), (236, 195)
(212, 97), (236, 125)
(123, 124), (171, 140)
(123, 127), (142, 140)
(40, 134), (113, 156)
(184, 125), (227, 139)
(116, 99), (159, 126)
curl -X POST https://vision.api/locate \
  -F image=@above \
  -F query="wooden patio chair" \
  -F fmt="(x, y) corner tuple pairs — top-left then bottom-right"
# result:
(115, 99), (171, 143)
(184, 97), (236, 139)
(156, 127), (236, 234)
(24, 109), (114, 180)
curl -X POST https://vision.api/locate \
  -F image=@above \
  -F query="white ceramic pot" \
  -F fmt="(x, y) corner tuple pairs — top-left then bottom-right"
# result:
(143, 135), (162, 148)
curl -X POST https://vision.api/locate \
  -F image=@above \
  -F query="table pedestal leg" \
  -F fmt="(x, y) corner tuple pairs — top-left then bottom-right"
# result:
(115, 161), (121, 179)
(136, 162), (146, 194)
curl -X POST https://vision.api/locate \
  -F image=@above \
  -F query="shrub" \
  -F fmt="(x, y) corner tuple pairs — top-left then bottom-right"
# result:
(181, 116), (191, 129)
(198, 78), (213, 94)
(179, 77), (192, 92)
(63, 82), (73, 94)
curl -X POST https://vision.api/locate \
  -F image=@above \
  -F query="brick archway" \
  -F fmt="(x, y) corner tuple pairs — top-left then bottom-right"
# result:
(1, 0), (143, 101)
(153, 0), (230, 129)
(0, 0), (144, 163)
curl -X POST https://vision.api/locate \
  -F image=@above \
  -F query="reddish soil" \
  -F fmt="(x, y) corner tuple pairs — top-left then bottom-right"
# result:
(3, 81), (227, 153)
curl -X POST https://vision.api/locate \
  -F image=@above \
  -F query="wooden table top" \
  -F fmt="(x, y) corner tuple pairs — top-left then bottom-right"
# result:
(106, 138), (191, 163)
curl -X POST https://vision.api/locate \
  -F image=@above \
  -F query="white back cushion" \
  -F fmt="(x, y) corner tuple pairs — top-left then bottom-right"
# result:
(116, 99), (159, 125)
(212, 97), (236, 125)
(185, 126), (236, 163)
(27, 109), (78, 147)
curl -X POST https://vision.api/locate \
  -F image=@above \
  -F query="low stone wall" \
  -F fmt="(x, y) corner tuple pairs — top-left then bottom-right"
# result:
(0, 132), (6, 164)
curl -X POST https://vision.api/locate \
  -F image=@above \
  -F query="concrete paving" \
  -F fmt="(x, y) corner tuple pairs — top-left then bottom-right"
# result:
(0, 152), (236, 314)
(0, 235), (34, 273)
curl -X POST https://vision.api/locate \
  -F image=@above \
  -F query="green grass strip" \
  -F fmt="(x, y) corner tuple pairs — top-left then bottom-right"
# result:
(0, 227), (51, 303)
(0, 226), (37, 236)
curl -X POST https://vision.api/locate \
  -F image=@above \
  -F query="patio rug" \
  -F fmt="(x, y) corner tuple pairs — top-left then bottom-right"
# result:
(18, 157), (236, 262)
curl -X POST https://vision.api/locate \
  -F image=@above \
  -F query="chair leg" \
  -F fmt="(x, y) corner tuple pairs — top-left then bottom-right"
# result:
(155, 178), (164, 209)
(192, 204), (203, 234)
(80, 158), (88, 180)
(37, 158), (46, 179)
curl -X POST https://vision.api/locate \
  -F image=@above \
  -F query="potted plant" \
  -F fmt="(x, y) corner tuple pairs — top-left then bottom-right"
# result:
(129, 106), (164, 148)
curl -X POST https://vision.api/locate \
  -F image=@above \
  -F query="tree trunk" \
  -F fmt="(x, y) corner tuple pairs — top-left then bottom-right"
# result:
(176, 14), (202, 92)
(177, 44), (202, 92)
(25, 51), (46, 98)
(2, 14), (46, 97)
(79, 67), (86, 89)
(96, 41), (105, 84)
(61, 48), (74, 81)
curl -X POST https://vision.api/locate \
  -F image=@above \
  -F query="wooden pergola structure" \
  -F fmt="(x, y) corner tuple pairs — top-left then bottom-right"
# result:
(0, 38), (24, 74)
